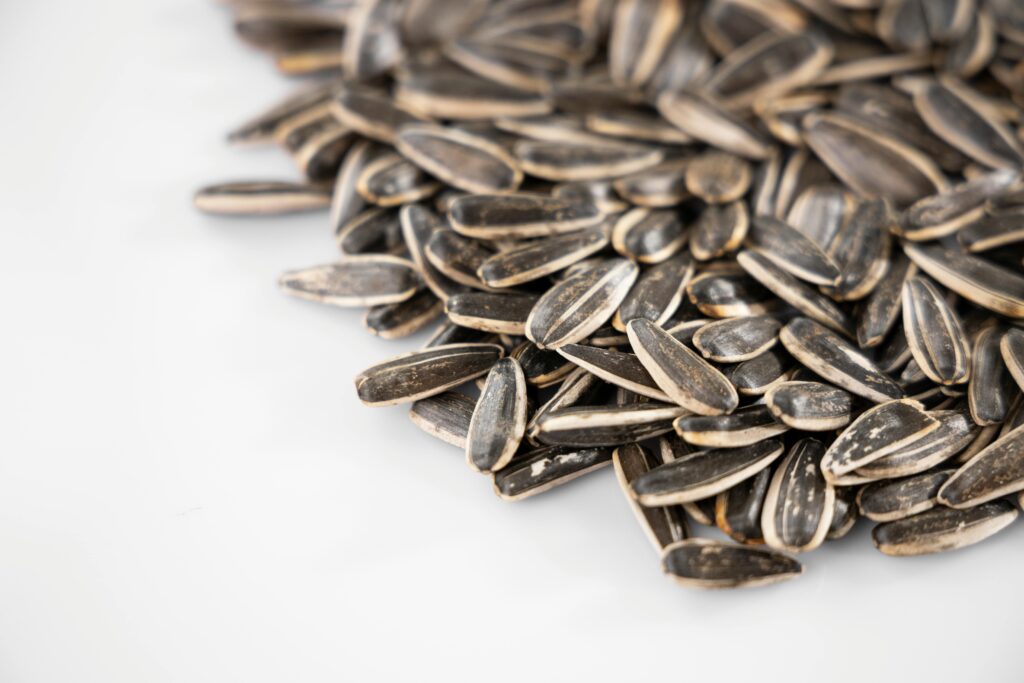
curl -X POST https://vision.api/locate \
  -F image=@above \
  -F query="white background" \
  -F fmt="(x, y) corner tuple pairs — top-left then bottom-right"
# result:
(0, 2), (1020, 681)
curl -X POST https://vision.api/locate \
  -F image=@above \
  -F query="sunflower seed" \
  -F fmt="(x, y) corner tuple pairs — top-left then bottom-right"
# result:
(902, 276), (972, 385)
(527, 258), (639, 349)
(632, 440), (785, 506)
(445, 291), (539, 334)
(355, 343), (504, 407)
(675, 405), (788, 449)
(969, 326), (1015, 425)
(762, 438), (835, 553)
(409, 391), (477, 448)
(959, 207), (1024, 252)
(395, 123), (523, 194)
(701, 0), (807, 56)
(449, 193), (603, 240)
(858, 252), (915, 348)
(737, 250), (852, 335)
(556, 344), (670, 402)
(586, 110), (692, 145)
(938, 422), (1024, 508)
(466, 358), (527, 473)
(279, 255), (418, 307)
(914, 76), (1024, 170)
(329, 84), (423, 144)
(493, 445), (613, 501)
(691, 202), (749, 262)
(534, 403), (687, 447)
(552, 180), (630, 214)
(728, 348), (793, 396)
(693, 315), (782, 364)
(194, 181), (331, 215)
(514, 140), (664, 182)
(627, 318), (739, 416)
(898, 169), (1020, 241)
(525, 366), (605, 442)
(803, 111), (948, 206)
(705, 30), (833, 110)
(823, 199), (892, 301)
(612, 254), (694, 332)
(856, 409), (978, 479)
(821, 399), (939, 478)
(478, 226), (609, 289)
(683, 151), (751, 205)
(424, 229), (494, 289)
(364, 288), (443, 339)
(765, 381), (854, 431)
(394, 61), (552, 120)
(608, 0), (684, 87)
(356, 153), (441, 206)
(687, 269), (781, 318)
(780, 317), (903, 402)
(511, 341), (574, 387)
(610, 208), (688, 264)
(904, 242), (1024, 318)
(715, 467), (771, 545)
(858, 469), (955, 523)
(656, 91), (773, 160)
(660, 538), (802, 590)
(613, 159), (691, 208)
(614, 443), (689, 552)
(872, 501), (1018, 556)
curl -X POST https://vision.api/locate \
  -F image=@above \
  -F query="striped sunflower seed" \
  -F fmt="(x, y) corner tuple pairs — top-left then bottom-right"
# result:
(903, 242), (1024, 318)
(526, 258), (639, 349)
(855, 408), (979, 479)
(692, 315), (782, 363)
(684, 151), (752, 205)
(857, 469), (955, 523)
(364, 289), (443, 339)
(396, 123), (523, 194)
(514, 140), (665, 182)
(534, 403), (687, 447)
(279, 255), (419, 307)
(728, 348), (793, 397)
(613, 253), (694, 331)
(821, 399), (940, 478)
(690, 201), (749, 262)
(556, 344), (670, 402)
(627, 318), (739, 416)
(355, 343), (504, 407)
(466, 358), (528, 473)
(674, 405), (788, 449)
(449, 193), (603, 240)
(902, 276), (972, 385)
(764, 380), (854, 431)
(660, 538), (803, 590)
(969, 326), (1015, 425)
(493, 445), (613, 501)
(631, 439), (785, 506)
(780, 317), (903, 403)
(409, 391), (477, 448)
(714, 467), (771, 545)
(445, 291), (539, 335)
(872, 501), (1018, 556)
(194, 181), (331, 215)
(762, 438), (835, 554)
(938, 423), (1024, 508)
(610, 208), (688, 264)
(478, 225), (609, 288)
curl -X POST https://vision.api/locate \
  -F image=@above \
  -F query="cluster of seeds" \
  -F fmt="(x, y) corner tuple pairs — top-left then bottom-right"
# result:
(198, 0), (1024, 589)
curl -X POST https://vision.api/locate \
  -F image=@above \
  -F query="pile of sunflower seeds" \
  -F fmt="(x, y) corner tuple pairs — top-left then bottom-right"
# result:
(197, 0), (1024, 589)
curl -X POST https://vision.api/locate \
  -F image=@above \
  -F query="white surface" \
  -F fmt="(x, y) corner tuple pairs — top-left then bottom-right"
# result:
(0, 2), (1020, 682)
